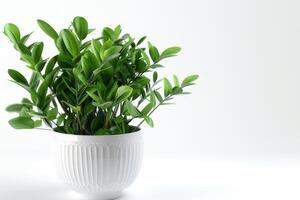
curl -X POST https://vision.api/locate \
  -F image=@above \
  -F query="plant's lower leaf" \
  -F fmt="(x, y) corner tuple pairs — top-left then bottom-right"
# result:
(8, 116), (35, 129)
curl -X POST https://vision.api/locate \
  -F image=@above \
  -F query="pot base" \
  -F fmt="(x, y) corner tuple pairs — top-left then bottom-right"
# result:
(74, 191), (122, 200)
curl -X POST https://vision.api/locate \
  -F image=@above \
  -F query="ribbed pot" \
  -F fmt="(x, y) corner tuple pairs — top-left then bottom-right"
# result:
(55, 130), (143, 200)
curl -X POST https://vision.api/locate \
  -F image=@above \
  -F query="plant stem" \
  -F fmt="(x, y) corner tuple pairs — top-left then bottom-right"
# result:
(136, 103), (161, 129)
(135, 95), (173, 129)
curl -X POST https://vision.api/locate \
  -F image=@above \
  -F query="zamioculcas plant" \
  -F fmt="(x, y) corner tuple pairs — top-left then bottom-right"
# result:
(4, 16), (198, 135)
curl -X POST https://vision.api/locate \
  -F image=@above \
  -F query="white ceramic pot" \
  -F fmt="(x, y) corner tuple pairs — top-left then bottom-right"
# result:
(55, 129), (143, 200)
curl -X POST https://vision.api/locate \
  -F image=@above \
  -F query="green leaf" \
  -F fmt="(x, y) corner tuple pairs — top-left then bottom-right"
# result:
(136, 59), (148, 73)
(72, 16), (88, 40)
(37, 80), (48, 107)
(16, 43), (31, 55)
(163, 78), (172, 97)
(6, 104), (23, 112)
(150, 92), (156, 107)
(30, 89), (39, 105)
(141, 103), (153, 116)
(21, 98), (33, 108)
(160, 46), (181, 60)
(8, 69), (28, 86)
(95, 128), (110, 135)
(148, 42), (160, 63)
(32, 42), (44, 62)
(63, 101), (80, 113)
(91, 39), (101, 61)
(102, 27), (117, 41)
(150, 64), (164, 69)
(181, 74), (199, 87)
(93, 53), (120, 76)
(35, 60), (46, 72)
(154, 90), (163, 103)
(124, 100), (141, 117)
(8, 116), (34, 129)
(153, 71), (158, 82)
(20, 32), (33, 44)
(60, 29), (80, 57)
(37, 19), (58, 40)
(87, 90), (101, 103)
(103, 46), (122, 59)
(73, 68), (88, 85)
(57, 114), (66, 126)
(4, 23), (20, 43)
(173, 75), (180, 87)
(45, 56), (57, 75)
(141, 50), (150, 66)
(27, 111), (46, 118)
(92, 101), (113, 110)
(115, 86), (133, 102)
(21, 54), (36, 66)
(106, 82), (118, 101)
(144, 116), (154, 127)
(47, 107), (58, 120)
(137, 36), (146, 45)
(34, 120), (42, 128)
(114, 25), (122, 37)
(81, 51), (98, 77)
(172, 87), (183, 95)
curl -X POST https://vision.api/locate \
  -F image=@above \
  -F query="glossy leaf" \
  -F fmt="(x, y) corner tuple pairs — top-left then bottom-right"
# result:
(116, 86), (133, 102)
(144, 116), (154, 127)
(148, 42), (160, 63)
(153, 71), (158, 82)
(81, 51), (98, 77)
(37, 20), (58, 40)
(160, 46), (181, 60)
(73, 68), (88, 85)
(4, 23), (20, 43)
(163, 78), (172, 97)
(47, 107), (58, 120)
(8, 69), (28, 86)
(181, 74), (199, 87)
(173, 75), (180, 87)
(45, 56), (57, 75)
(124, 100), (141, 117)
(32, 42), (44, 62)
(72, 16), (88, 40)
(137, 36), (146, 45)
(60, 29), (80, 57)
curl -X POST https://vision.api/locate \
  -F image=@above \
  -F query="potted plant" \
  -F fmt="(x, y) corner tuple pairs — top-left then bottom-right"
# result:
(4, 16), (198, 199)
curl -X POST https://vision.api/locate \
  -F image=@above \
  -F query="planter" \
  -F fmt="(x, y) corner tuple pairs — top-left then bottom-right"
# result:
(55, 129), (143, 200)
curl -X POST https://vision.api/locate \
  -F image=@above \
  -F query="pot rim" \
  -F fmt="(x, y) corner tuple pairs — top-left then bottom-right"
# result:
(53, 128), (142, 142)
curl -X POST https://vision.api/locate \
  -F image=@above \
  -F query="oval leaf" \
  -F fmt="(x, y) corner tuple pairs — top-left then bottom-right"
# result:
(6, 104), (23, 112)
(47, 107), (58, 120)
(4, 23), (20, 43)
(163, 78), (172, 97)
(60, 29), (80, 57)
(73, 16), (88, 40)
(37, 19), (59, 40)
(160, 46), (181, 59)
(181, 74), (199, 87)
(9, 117), (34, 129)
(116, 86), (133, 102)
(8, 69), (28, 86)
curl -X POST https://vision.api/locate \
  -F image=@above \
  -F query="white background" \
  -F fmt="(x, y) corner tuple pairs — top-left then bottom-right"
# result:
(1, 0), (300, 199)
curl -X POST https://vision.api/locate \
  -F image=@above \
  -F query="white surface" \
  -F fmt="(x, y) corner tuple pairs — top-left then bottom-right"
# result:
(1, 153), (300, 200)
